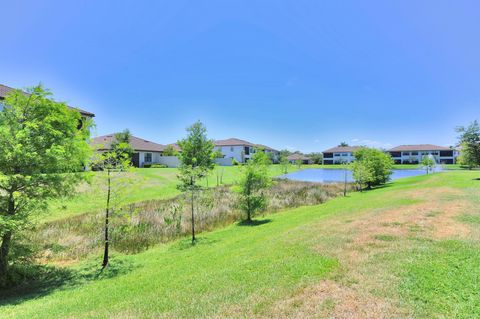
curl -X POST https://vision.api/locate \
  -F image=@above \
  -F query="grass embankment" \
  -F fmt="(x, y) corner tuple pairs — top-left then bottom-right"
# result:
(45, 165), (297, 222)
(2, 170), (480, 318)
(33, 181), (352, 263)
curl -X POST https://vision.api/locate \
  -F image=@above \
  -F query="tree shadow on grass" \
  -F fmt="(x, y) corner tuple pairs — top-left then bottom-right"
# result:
(472, 177), (480, 181)
(0, 257), (137, 307)
(237, 219), (272, 227)
(170, 236), (220, 251)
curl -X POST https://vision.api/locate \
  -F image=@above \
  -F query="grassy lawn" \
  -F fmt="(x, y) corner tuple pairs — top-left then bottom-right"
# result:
(44, 165), (297, 222)
(2, 170), (480, 318)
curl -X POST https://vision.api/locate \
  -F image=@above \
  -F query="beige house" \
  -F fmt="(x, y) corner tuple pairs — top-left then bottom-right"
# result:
(92, 134), (168, 167)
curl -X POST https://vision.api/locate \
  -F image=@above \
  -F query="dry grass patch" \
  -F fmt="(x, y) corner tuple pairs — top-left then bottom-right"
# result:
(261, 183), (476, 318)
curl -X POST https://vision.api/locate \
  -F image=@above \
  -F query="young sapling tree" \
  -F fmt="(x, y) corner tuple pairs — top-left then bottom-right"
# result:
(236, 151), (272, 222)
(177, 121), (215, 244)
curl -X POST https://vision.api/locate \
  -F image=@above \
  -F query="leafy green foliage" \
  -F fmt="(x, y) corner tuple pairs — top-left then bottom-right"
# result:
(352, 147), (393, 189)
(177, 121), (215, 192)
(279, 154), (290, 174)
(162, 145), (178, 157)
(0, 85), (92, 285)
(236, 151), (272, 221)
(307, 152), (323, 164)
(456, 120), (480, 169)
(177, 121), (215, 243)
(421, 156), (435, 174)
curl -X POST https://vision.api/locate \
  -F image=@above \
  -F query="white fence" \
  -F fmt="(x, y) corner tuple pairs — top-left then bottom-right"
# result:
(215, 158), (233, 166)
(157, 156), (181, 168)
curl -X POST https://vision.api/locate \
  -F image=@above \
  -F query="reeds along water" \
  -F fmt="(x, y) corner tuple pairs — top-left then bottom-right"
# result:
(30, 181), (354, 262)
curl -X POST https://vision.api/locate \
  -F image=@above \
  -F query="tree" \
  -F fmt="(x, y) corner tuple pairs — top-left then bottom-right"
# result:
(236, 151), (272, 222)
(295, 159), (303, 169)
(421, 156), (435, 174)
(105, 129), (134, 164)
(339, 142), (349, 147)
(279, 154), (290, 174)
(163, 145), (179, 156)
(177, 121), (215, 244)
(93, 139), (134, 269)
(308, 152), (323, 165)
(0, 85), (92, 285)
(456, 121), (480, 169)
(351, 161), (373, 191)
(352, 148), (393, 189)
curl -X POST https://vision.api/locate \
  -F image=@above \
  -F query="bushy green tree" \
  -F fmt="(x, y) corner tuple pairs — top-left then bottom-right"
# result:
(177, 121), (215, 244)
(0, 85), (92, 285)
(352, 148), (393, 189)
(351, 161), (372, 191)
(279, 154), (290, 174)
(456, 121), (480, 169)
(236, 151), (272, 222)
(308, 152), (323, 164)
(111, 129), (134, 160)
(163, 145), (179, 156)
(295, 159), (303, 169)
(421, 156), (435, 174)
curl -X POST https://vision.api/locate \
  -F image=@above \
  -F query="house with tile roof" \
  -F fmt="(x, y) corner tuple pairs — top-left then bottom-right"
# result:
(92, 134), (170, 167)
(214, 138), (279, 164)
(387, 144), (457, 164)
(322, 146), (363, 164)
(287, 154), (312, 165)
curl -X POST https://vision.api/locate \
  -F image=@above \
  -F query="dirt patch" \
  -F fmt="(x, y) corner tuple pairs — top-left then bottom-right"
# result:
(261, 185), (474, 318)
(260, 280), (399, 319)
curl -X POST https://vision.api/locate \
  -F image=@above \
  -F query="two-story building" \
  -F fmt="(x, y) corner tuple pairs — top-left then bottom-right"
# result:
(387, 144), (457, 164)
(214, 138), (279, 164)
(322, 146), (362, 164)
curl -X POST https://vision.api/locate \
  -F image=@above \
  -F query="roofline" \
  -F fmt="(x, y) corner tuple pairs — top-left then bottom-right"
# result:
(0, 84), (95, 117)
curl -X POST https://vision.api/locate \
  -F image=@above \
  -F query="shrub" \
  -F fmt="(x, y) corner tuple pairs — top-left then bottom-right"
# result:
(151, 164), (168, 168)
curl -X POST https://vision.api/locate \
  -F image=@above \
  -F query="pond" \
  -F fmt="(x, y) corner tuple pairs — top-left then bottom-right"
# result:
(279, 168), (438, 183)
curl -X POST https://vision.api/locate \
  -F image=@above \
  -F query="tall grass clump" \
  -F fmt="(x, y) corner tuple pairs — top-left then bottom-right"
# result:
(30, 181), (352, 263)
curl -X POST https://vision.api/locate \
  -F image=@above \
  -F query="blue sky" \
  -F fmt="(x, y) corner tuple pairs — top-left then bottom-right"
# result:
(1, 1), (479, 152)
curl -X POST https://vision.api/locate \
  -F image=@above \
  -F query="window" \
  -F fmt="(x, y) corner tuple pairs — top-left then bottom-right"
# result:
(145, 153), (152, 163)
(411, 152), (418, 155)
(244, 146), (250, 155)
(334, 153), (340, 157)
(230, 147), (234, 152)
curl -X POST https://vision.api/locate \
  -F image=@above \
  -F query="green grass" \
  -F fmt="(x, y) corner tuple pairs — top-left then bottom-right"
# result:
(398, 240), (480, 317)
(2, 170), (479, 318)
(44, 165), (297, 222)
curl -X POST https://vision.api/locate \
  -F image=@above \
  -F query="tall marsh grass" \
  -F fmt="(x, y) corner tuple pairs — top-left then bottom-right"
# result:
(30, 181), (353, 262)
